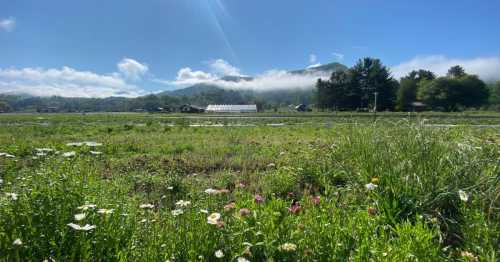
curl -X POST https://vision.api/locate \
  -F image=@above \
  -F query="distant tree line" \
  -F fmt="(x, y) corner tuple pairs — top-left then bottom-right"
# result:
(1, 57), (499, 113)
(316, 58), (495, 112)
(0, 89), (313, 113)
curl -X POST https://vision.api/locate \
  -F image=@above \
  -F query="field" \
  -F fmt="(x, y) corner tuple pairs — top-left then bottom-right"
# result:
(0, 113), (499, 261)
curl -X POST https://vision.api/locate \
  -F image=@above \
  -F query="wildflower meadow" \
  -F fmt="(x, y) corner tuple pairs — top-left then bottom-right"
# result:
(0, 113), (498, 261)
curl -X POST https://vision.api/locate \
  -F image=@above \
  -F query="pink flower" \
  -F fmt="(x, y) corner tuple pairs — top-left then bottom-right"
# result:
(368, 207), (377, 216)
(312, 196), (321, 205)
(288, 201), (302, 214)
(216, 221), (225, 228)
(218, 189), (230, 194)
(254, 194), (264, 204)
(287, 192), (295, 198)
(224, 202), (236, 211)
(239, 208), (251, 217)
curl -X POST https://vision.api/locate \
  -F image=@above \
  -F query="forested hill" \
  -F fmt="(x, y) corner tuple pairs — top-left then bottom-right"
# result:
(0, 62), (346, 112)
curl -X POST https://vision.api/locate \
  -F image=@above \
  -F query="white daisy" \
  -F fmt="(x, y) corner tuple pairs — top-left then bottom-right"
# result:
(84, 141), (102, 147)
(74, 213), (86, 221)
(0, 152), (15, 158)
(66, 142), (84, 147)
(215, 250), (224, 258)
(139, 204), (155, 209)
(458, 190), (469, 202)
(5, 192), (18, 200)
(77, 204), (97, 210)
(12, 238), (22, 246)
(365, 183), (378, 190)
(36, 148), (54, 152)
(204, 188), (219, 195)
(67, 223), (96, 231)
(171, 209), (184, 216)
(207, 213), (221, 225)
(62, 151), (76, 157)
(175, 200), (191, 207)
(97, 209), (114, 215)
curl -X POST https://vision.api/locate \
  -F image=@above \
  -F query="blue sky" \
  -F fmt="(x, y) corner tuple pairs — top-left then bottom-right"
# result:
(1, 0), (499, 97)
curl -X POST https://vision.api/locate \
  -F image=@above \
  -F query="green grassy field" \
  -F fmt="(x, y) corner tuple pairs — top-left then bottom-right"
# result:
(0, 113), (499, 261)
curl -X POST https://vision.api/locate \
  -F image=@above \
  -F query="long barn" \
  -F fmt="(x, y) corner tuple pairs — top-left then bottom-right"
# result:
(206, 104), (257, 113)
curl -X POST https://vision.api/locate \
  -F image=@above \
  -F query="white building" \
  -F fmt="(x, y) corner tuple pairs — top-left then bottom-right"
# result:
(206, 104), (257, 113)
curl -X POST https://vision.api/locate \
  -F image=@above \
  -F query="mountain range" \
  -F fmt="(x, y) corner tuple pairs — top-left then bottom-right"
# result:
(161, 62), (347, 97)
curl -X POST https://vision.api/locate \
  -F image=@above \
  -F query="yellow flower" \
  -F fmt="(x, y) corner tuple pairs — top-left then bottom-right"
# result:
(371, 177), (379, 184)
(280, 243), (297, 252)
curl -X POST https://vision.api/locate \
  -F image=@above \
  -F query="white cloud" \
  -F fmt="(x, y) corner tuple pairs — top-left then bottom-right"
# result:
(391, 55), (500, 81)
(0, 17), (15, 32)
(213, 70), (329, 92)
(209, 59), (241, 76)
(161, 65), (332, 92)
(117, 58), (148, 80)
(0, 66), (145, 98)
(307, 54), (322, 69)
(306, 63), (322, 69)
(309, 54), (317, 64)
(332, 52), (344, 61)
(162, 67), (217, 86)
(159, 59), (242, 86)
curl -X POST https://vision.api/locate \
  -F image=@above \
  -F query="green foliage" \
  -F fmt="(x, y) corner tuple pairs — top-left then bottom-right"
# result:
(0, 101), (13, 112)
(396, 70), (436, 111)
(488, 81), (500, 110)
(261, 167), (299, 197)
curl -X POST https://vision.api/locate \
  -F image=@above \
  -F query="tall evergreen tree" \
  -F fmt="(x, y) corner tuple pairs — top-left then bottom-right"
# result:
(350, 58), (398, 110)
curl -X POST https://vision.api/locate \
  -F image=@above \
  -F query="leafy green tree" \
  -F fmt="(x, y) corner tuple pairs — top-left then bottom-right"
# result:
(418, 72), (489, 111)
(447, 65), (466, 78)
(396, 70), (436, 111)
(455, 75), (489, 108)
(417, 77), (459, 111)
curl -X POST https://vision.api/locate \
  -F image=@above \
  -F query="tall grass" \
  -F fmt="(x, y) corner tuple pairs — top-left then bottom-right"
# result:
(0, 115), (498, 261)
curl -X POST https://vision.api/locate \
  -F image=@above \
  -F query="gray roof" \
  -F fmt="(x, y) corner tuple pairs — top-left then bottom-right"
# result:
(206, 104), (257, 113)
